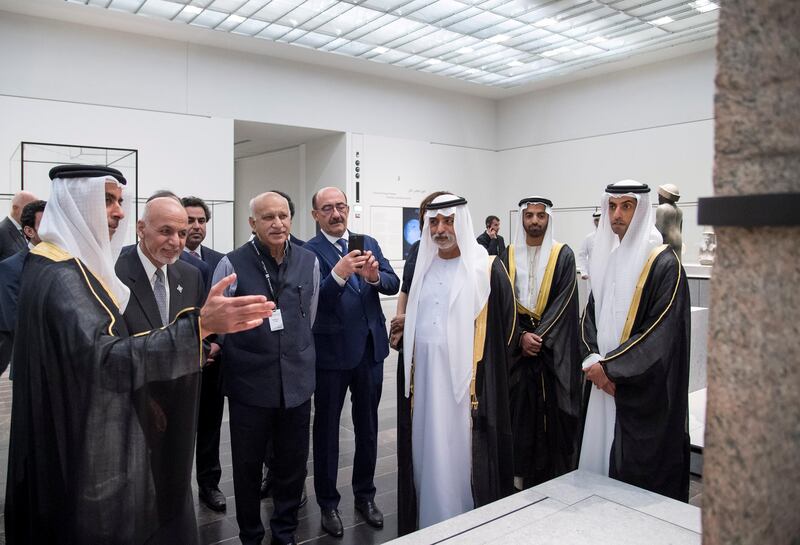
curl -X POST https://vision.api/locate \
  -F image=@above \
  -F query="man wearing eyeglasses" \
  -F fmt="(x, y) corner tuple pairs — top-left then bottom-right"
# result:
(305, 187), (400, 538)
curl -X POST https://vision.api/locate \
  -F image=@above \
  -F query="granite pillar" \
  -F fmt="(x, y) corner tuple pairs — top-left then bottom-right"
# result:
(703, 1), (800, 544)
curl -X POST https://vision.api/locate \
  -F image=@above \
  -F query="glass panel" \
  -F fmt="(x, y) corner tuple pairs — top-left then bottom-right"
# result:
(409, 0), (471, 24)
(295, 2), (351, 32)
(189, 9), (229, 27)
(108, 0), (145, 12)
(231, 17), (269, 35)
(274, 0), (339, 27)
(314, 5), (384, 36)
(235, 0), (271, 17)
(255, 23), (295, 39)
(250, 0), (307, 22)
(207, 0), (247, 12)
(357, 17), (426, 46)
(139, 0), (185, 18)
(360, 0), (410, 12)
(289, 30), (336, 47)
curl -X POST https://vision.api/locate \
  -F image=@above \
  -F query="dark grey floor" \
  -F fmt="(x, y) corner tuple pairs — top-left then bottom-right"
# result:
(0, 345), (702, 545)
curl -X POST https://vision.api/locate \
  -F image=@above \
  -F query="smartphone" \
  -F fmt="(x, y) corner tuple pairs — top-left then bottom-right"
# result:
(348, 233), (365, 255)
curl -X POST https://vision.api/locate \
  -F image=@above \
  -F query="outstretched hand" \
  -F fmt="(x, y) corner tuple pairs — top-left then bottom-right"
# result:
(200, 274), (274, 337)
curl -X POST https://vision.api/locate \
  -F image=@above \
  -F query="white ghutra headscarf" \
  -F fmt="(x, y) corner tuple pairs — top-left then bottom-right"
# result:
(511, 196), (554, 310)
(589, 180), (662, 356)
(38, 166), (132, 311)
(403, 194), (490, 404)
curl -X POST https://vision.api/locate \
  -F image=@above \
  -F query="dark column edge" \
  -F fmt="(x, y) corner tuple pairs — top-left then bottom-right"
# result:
(697, 193), (800, 226)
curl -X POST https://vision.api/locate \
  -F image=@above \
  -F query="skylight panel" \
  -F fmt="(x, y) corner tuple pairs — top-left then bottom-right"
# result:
(250, 0), (308, 23)
(360, 0), (410, 12)
(409, 0), (471, 25)
(235, 0), (271, 18)
(106, 0), (146, 12)
(273, 0), (339, 29)
(447, 10), (508, 35)
(313, 5), (384, 37)
(357, 17), (426, 46)
(189, 9), (228, 28)
(207, 0), (247, 13)
(231, 18), (269, 35)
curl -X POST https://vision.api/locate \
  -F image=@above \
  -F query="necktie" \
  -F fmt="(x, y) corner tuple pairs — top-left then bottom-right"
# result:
(190, 250), (200, 259)
(336, 238), (348, 256)
(153, 268), (168, 326)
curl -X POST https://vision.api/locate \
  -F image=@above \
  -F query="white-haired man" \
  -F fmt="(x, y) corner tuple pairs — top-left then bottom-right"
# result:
(399, 194), (516, 531)
(5, 165), (272, 545)
(579, 180), (691, 501)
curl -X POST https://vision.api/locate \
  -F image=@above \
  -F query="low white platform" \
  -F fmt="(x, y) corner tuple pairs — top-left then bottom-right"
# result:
(387, 470), (701, 545)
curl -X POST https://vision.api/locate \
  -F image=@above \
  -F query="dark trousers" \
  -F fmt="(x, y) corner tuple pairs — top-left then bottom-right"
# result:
(196, 359), (224, 488)
(313, 337), (383, 510)
(229, 398), (311, 545)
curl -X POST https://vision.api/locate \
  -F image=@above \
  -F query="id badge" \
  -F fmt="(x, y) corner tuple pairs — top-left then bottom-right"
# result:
(269, 308), (285, 331)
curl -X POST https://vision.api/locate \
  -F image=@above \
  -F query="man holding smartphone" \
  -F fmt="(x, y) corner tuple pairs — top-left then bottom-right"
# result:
(305, 187), (400, 538)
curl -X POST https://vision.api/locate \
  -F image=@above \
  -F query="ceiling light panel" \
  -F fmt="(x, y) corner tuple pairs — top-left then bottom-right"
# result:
(189, 9), (228, 28)
(68, 0), (720, 88)
(108, 0), (148, 12)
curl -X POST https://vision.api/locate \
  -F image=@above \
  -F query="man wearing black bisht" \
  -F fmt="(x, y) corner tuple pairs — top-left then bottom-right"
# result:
(4, 165), (273, 545)
(578, 180), (691, 502)
(500, 196), (582, 490)
(398, 194), (515, 532)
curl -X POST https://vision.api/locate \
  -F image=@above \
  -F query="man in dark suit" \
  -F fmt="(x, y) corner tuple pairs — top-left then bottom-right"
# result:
(476, 214), (506, 256)
(115, 194), (206, 542)
(0, 199), (46, 375)
(305, 186), (400, 538)
(181, 196), (227, 512)
(0, 190), (37, 260)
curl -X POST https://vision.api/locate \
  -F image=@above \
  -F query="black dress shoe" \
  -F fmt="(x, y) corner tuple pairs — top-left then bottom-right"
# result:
(320, 508), (344, 538)
(199, 485), (227, 512)
(355, 500), (384, 529)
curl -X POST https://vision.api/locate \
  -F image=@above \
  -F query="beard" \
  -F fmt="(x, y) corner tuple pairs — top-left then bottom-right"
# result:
(524, 224), (545, 238)
(433, 233), (457, 250)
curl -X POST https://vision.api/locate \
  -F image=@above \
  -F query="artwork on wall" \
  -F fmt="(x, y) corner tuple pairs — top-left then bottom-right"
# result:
(402, 206), (420, 259)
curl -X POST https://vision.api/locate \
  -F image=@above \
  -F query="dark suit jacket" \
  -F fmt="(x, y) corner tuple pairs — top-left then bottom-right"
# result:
(477, 231), (506, 256)
(115, 245), (206, 333)
(0, 248), (28, 374)
(198, 244), (224, 290)
(305, 232), (399, 370)
(0, 217), (26, 261)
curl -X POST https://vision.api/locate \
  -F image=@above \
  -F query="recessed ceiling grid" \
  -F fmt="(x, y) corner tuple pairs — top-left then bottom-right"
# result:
(67, 0), (719, 88)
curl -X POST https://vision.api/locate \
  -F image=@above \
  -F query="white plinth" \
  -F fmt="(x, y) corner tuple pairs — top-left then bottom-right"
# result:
(387, 470), (701, 544)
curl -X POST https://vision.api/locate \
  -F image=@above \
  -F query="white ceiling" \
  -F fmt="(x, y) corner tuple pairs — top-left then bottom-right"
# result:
(61, 0), (719, 90)
(234, 120), (341, 158)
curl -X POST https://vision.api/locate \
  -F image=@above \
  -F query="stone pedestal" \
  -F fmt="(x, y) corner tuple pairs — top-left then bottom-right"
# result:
(703, 1), (800, 544)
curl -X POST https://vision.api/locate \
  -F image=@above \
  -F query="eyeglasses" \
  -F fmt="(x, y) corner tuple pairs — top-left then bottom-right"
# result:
(316, 203), (349, 215)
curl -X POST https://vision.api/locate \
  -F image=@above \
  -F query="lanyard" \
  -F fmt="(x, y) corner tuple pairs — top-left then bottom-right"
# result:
(250, 240), (279, 304)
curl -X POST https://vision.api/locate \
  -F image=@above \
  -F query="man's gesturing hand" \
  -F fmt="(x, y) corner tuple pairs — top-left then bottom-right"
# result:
(200, 274), (274, 337)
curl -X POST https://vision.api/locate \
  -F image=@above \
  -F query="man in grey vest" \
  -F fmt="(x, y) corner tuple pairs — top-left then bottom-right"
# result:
(213, 192), (320, 545)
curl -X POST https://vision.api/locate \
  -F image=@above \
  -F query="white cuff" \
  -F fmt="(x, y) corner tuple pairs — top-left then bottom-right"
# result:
(581, 353), (602, 370)
(331, 269), (347, 287)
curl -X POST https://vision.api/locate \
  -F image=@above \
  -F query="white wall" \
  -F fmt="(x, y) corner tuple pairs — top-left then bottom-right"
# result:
(356, 134), (497, 262)
(0, 94), (235, 251)
(305, 133), (348, 238)
(233, 133), (347, 245)
(234, 147), (302, 246)
(0, 11), (496, 150)
(494, 50), (716, 263)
